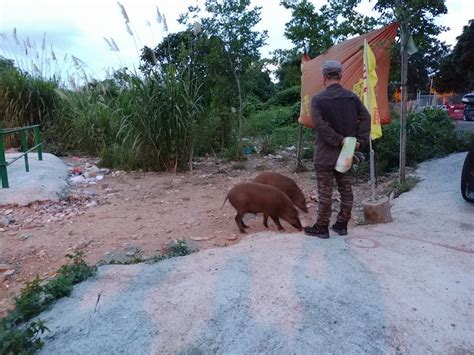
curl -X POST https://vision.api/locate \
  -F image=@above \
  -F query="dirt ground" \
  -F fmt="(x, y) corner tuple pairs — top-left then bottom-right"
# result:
(0, 153), (395, 316)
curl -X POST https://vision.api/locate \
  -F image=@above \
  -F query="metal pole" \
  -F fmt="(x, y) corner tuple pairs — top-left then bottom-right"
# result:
(399, 22), (408, 183)
(0, 126), (9, 188)
(21, 130), (29, 172)
(34, 126), (43, 161)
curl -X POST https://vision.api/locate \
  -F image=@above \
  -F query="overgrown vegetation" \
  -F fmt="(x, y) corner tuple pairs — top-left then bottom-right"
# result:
(0, 253), (97, 354)
(375, 108), (470, 174)
(103, 239), (197, 265)
(391, 176), (419, 197)
(0, 1), (469, 174)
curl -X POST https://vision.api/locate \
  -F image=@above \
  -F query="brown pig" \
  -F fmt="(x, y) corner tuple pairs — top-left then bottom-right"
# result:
(254, 172), (308, 213)
(223, 182), (303, 233)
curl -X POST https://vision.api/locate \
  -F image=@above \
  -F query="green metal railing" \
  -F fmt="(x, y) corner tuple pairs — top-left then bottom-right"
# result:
(0, 124), (43, 188)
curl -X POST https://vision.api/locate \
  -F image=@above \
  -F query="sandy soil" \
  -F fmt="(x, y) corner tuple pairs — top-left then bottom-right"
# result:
(0, 154), (393, 315)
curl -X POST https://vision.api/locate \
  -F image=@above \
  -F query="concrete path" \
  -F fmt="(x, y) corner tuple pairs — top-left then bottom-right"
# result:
(0, 153), (69, 206)
(37, 153), (474, 354)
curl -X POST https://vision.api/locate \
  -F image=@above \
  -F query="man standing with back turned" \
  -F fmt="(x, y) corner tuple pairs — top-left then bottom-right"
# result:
(304, 60), (371, 239)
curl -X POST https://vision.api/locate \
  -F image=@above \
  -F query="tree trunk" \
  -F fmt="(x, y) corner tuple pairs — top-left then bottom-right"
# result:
(228, 53), (244, 160)
(233, 70), (244, 161)
(399, 22), (409, 183)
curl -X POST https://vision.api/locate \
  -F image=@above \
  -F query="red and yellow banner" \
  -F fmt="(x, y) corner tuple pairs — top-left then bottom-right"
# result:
(353, 39), (382, 140)
(299, 23), (398, 128)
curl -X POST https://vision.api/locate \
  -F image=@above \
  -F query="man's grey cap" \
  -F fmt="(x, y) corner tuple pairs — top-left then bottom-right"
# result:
(322, 60), (342, 76)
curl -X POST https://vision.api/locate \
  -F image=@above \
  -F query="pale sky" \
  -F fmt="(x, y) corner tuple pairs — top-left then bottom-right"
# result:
(0, 0), (472, 80)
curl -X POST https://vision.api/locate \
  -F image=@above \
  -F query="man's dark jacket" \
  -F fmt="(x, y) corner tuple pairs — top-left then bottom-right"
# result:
(311, 83), (371, 168)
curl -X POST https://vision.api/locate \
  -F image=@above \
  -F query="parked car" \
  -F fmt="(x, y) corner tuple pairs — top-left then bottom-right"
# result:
(446, 104), (465, 120)
(461, 139), (474, 202)
(462, 93), (474, 121)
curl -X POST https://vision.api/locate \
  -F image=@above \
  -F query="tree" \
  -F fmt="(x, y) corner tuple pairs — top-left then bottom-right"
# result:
(376, 0), (448, 95)
(374, 0), (448, 182)
(176, 0), (267, 157)
(276, 0), (377, 90)
(434, 20), (474, 93)
(199, 0), (268, 158)
(281, 0), (377, 56)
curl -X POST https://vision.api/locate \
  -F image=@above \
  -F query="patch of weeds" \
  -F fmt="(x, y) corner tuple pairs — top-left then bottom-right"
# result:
(106, 248), (144, 265)
(0, 318), (49, 354)
(151, 240), (197, 263)
(167, 240), (196, 257)
(0, 252), (96, 354)
(100, 240), (198, 266)
(301, 145), (314, 160)
(391, 176), (419, 197)
(260, 136), (276, 155)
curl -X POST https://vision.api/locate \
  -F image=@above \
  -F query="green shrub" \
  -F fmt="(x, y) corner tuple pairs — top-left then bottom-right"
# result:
(244, 105), (298, 137)
(376, 108), (464, 174)
(267, 85), (300, 106)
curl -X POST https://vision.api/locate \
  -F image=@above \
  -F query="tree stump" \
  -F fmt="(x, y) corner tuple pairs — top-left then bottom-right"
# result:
(362, 195), (392, 224)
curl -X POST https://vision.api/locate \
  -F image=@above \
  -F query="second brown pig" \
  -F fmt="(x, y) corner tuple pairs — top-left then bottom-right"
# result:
(254, 172), (308, 213)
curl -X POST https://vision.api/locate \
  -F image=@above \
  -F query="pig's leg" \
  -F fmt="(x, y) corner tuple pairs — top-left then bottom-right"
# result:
(271, 216), (285, 231)
(235, 213), (247, 233)
(263, 213), (269, 228)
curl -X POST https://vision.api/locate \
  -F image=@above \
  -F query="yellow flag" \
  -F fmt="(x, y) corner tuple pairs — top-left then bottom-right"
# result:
(353, 39), (382, 140)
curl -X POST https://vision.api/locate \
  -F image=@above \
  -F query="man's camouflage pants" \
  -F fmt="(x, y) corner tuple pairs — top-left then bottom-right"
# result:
(315, 167), (353, 227)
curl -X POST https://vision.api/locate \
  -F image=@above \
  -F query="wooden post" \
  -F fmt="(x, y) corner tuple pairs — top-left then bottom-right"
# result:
(294, 124), (307, 172)
(399, 21), (409, 183)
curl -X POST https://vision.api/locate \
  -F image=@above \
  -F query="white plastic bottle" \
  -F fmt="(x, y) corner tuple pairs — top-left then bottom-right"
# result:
(335, 137), (357, 173)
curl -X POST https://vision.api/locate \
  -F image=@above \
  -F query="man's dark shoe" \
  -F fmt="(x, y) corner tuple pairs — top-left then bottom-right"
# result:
(304, 224), (330, 239)
(332, 221), (348, 236)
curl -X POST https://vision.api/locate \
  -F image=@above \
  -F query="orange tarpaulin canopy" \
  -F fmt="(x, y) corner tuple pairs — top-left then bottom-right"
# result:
(299, 22), (399, 128)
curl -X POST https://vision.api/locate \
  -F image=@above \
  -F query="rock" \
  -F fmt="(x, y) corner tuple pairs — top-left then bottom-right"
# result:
(0, 217), (11, 226)
(70, 175), (86, 185)
(19, 233), (34, 241)
(73, 241), (91, 250)
(4, 209), (13, 215)
(190, 235), (215, 241)
(225, 234), (238, 241)
(2, 269), (15, 277)
(84, 172), (97, 179)
(96, 175), (104, 181)
(0, 264), (14, 272)
(37, 250), (48, 258)
(85, 201), (98, 208)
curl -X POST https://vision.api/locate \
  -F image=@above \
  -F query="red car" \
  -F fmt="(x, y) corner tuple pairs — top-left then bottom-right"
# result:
(446, 104), (465, 120)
